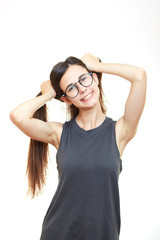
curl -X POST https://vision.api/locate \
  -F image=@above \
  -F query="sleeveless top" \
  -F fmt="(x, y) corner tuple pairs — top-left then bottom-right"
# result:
(40, 116), (122, 240)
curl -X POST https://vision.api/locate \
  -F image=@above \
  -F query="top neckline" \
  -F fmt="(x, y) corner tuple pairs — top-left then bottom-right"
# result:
(72, 116), (108, 135)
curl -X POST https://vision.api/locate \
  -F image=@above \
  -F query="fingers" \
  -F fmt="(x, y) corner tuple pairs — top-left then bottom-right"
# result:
(81, 53), (101, 71)
(40, 80), (56, 98)
(81, 53), (99, 62)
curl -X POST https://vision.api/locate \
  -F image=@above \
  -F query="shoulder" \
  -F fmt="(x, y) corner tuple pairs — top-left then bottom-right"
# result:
(49, 121), (63, 132)
(104, 116), (129, 157)
(48, 119), (74, 148)
(105, 116), (116, 130)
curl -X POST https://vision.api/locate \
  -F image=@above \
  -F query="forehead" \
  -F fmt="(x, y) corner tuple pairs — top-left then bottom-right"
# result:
(60, 65), (88, 89)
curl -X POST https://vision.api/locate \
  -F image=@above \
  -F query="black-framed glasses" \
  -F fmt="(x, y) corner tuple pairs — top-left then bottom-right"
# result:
(62, 72), (93, 98)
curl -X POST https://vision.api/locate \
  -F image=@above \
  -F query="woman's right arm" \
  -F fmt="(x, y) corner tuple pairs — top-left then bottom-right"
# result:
(9, 80), (63, 148)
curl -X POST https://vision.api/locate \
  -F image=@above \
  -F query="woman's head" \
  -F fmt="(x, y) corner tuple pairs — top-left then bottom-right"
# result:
(50, 57), (89, 100)
(50, 56), (106, 118)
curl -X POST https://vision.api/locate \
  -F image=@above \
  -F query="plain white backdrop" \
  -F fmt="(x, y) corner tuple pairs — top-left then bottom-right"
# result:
(0, 0), (160, 239)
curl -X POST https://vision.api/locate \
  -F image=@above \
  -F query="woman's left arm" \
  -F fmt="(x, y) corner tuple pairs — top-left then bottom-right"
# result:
(81, 54), (147, 156)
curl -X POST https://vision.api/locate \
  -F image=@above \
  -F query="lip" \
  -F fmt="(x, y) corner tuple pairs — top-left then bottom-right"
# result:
(81, 91), (93, 101)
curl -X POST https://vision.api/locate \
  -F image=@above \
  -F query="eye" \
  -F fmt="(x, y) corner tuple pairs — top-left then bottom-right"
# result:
(68, 85), (75, 92)
(80, 76), (87, 82)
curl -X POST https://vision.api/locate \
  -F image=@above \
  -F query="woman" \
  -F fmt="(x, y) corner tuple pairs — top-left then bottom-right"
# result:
(10, 53), (147, 240)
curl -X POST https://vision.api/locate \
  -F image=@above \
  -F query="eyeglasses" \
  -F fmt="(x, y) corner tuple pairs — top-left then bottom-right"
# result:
(62, 72), (93, 98)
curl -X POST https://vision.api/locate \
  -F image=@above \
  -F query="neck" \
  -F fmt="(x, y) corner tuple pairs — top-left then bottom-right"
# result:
(76, 101), (106, 130)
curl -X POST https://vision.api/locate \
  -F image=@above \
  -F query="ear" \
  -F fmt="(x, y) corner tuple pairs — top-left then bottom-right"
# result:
(93, 73), (99, 86)
(60, 96), (73, 105)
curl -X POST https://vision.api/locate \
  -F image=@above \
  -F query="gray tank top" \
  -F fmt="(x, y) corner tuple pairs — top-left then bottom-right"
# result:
(40, 116), (122, 240)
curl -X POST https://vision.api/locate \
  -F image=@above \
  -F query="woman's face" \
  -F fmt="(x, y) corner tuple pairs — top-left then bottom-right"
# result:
(60, 65), (100, 110)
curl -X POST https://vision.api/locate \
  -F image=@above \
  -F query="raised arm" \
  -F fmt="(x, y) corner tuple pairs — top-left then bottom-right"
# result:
(81, 53), (147, 156)
(9, 80), (63, 149)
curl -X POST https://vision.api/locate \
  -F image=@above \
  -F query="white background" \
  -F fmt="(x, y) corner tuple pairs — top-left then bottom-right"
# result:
(0, 0), (160, 239)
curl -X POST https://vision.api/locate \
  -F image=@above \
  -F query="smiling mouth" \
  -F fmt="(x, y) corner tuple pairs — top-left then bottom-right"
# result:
(81, 92), (93, 101)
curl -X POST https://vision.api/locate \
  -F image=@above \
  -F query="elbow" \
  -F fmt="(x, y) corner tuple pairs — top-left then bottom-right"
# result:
(9, 110), (15, 123)
(136, 68), (147, 83)
(9, 109), (23, 126)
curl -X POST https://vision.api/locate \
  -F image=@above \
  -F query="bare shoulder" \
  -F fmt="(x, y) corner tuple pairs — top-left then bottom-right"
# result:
(48, 122), (63, 149)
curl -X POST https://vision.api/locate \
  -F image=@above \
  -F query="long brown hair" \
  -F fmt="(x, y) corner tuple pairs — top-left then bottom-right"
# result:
(26, 56), (106, 198)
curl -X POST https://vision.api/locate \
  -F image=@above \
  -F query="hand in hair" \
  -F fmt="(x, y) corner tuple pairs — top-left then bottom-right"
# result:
(81, 53), (101, 72)
(40, 80), (56, 99)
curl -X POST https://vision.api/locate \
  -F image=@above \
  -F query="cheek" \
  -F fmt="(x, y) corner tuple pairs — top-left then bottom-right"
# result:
(68, 83), (100, 108)
(92, 82), (100, 97)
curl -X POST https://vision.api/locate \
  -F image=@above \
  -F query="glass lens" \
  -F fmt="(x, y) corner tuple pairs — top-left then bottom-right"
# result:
(66, 84), (78, 98)
(80, 73), (93, 87)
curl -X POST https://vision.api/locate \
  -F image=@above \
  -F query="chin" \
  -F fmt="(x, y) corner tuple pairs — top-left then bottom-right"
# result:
(80, 99), (100, 110)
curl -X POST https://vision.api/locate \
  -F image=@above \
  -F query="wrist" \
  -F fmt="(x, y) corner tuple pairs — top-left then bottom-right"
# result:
(44, 92), (56, 100)
(40, 92), (55, 103)
(92, 61), (103, 73)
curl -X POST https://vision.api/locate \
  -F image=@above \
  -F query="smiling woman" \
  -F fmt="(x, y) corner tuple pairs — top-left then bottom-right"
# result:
(62, 72), (94, 99)
(9, 53), (147, 240)
(49, 56), (106, 119)
(60, 65), (102, 111)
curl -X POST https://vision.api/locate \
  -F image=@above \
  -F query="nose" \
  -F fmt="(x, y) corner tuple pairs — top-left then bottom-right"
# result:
(77, 82), (87, 93)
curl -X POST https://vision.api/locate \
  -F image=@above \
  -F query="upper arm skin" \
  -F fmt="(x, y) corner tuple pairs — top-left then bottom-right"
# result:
(10, 111), (63, 149)
(115, 68), (147, 157)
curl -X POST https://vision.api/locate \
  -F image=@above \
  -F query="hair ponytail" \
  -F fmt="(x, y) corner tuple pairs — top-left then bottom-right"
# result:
(26, 92), (49, 198)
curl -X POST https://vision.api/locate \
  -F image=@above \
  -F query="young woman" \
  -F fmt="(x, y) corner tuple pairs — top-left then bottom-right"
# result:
(10, 53), (147, 240)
